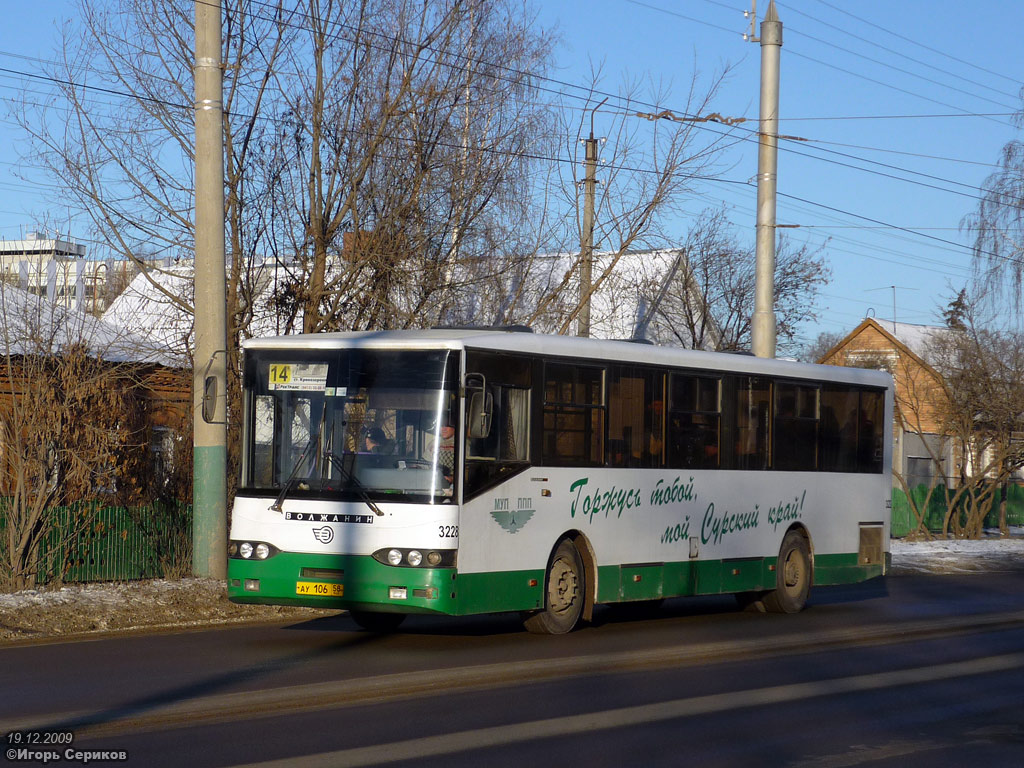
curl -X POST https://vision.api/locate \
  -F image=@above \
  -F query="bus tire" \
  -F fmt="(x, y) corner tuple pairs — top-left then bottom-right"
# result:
(350, 610), (406, 632)
(523, 539), (585, 634)
(762, 530), (811, 614)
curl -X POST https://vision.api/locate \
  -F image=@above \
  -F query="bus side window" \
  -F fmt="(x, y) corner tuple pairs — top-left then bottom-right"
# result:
(858, 390), (885, 473)
(607, 366), (664, 468)
(667, 374), (720, 470)
(463, 352), (533, 498)
(542, 363), (604, 467)
(734, 376), (771, 470)
(773, 383), (819, 471)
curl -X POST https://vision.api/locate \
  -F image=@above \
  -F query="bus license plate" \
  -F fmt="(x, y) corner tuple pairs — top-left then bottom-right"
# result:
(296, 581), (344, 597)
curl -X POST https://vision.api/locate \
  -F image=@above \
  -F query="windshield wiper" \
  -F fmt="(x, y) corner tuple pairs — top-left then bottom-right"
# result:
(270, 400), (327, 513)
(269, 438), (316, 513)
(325, 451), (385, 517)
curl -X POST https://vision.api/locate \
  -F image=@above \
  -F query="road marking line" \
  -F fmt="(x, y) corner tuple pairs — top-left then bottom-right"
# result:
(226, 651), (1024, 768)
(3, 610), (1023, 739)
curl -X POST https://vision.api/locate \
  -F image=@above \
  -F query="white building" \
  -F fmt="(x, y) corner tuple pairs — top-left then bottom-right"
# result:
(0, 232), (120, 313)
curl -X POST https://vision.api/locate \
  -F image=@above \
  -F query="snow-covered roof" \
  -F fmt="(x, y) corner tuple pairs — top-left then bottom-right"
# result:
(522, 248), (720, 348)
(0, 282), (179, 367)
(102, 264), (193, 365)
(102, 249), (722, 358)
(875, 319), (950, 364)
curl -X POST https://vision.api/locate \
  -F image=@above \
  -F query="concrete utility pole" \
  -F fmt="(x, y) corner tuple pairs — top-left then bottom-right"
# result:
(193, 0), (227, 579)
(577, 97), (606, 338)
(751, 0), (781, 359)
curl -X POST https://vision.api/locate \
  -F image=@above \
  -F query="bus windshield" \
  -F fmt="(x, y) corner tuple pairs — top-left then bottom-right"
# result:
(241, 348), (459, 504)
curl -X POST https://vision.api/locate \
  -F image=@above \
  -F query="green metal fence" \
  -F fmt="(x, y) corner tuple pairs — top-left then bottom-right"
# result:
(891, 483), (1024, 538)
(2, 500), (192, 586)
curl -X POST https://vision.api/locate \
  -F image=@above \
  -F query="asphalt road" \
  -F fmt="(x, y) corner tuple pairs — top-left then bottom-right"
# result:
(3, 572), (1024, 767)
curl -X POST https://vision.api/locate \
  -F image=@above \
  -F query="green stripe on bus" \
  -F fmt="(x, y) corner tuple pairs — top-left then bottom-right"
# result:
(228, 550), (883, 616)
(813, 552), (885, 585)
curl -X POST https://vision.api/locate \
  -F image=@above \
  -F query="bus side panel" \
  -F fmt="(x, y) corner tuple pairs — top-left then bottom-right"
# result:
(457, 467), (890, 609)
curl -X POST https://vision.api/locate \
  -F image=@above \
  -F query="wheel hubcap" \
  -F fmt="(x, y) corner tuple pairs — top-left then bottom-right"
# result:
(548, 557), (579, 614)
(783, 551), (803, 589)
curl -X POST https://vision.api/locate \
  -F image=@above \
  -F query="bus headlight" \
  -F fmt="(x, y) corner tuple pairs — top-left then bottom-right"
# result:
(229, 540), (279, 560)
(372, 548), (457, 568)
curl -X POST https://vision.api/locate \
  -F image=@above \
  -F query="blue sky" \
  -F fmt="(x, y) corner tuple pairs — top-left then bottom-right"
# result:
(2, 1), (1021, 348)
(537, 0), (1022, 344)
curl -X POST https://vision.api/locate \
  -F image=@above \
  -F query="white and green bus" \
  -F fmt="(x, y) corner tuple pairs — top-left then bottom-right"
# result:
(228, 328), (892, 633)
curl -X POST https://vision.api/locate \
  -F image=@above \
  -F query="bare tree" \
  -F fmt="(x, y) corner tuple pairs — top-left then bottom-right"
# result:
(0, 285), (157, 590)
(873, 288), (1024, 540)
(263, 0), (556, 333)
(13, 0), (292, 491)
(963, 100), (1024, 310)
(641, 208), (829, 354)
(518, 67), (742, 333)
(926, 295), (1024, 538)
(800, 330), (845, 364)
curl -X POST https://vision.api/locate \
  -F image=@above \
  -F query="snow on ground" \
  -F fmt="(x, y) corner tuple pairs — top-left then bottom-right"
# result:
(889, 529), (1024, 575)
(0, 534), (1021, 642)
(0, 578), (329, 642)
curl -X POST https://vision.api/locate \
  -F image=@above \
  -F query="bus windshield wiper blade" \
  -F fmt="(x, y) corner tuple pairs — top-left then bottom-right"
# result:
(269, 439), (315, 512)
(270, 401), (328, 513)
(325, 452), (385, 517)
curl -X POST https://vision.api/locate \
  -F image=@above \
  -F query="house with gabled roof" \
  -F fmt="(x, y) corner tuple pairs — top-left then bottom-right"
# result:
(0, 281), (190, 489)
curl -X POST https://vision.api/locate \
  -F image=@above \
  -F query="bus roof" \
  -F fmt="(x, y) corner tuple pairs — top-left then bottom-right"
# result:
(242, 329), (892, 388)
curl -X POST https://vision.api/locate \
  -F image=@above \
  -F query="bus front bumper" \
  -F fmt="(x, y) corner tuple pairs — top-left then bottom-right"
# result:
(228, 551), (457, 615)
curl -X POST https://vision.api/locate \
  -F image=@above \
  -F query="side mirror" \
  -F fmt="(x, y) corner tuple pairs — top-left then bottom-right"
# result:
(465, 373), (492, 439)
(202, 375), (218, 423)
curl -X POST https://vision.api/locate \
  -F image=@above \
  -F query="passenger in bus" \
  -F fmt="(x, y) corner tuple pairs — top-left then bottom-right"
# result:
(425, 416), (456, 484)
(437, 419), (456, 482)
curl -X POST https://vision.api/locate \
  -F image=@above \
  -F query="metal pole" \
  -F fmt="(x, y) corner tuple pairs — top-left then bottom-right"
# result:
(578, 98), (605, 338)
(193, 0), (227, 579)
(578, 136), (598, 338)
(752, 0), (781, 358)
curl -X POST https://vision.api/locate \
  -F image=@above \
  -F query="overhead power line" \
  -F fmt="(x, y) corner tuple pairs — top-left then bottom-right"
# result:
(782, 4), (1020, 105)
(810, 0), (1024, 88)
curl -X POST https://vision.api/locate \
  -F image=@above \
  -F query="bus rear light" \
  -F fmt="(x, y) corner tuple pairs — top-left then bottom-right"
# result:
(389, 587), (408, 600)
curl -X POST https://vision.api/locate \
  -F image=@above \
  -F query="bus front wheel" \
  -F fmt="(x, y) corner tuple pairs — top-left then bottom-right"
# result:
(523, 539), (585, 634)
(762, 531), (811, 614)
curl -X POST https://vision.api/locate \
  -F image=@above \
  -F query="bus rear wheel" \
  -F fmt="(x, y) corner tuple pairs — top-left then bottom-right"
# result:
(523, 539), (585, 634)
(349, 610), (407, 632)
(762, 531), (811, 614)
